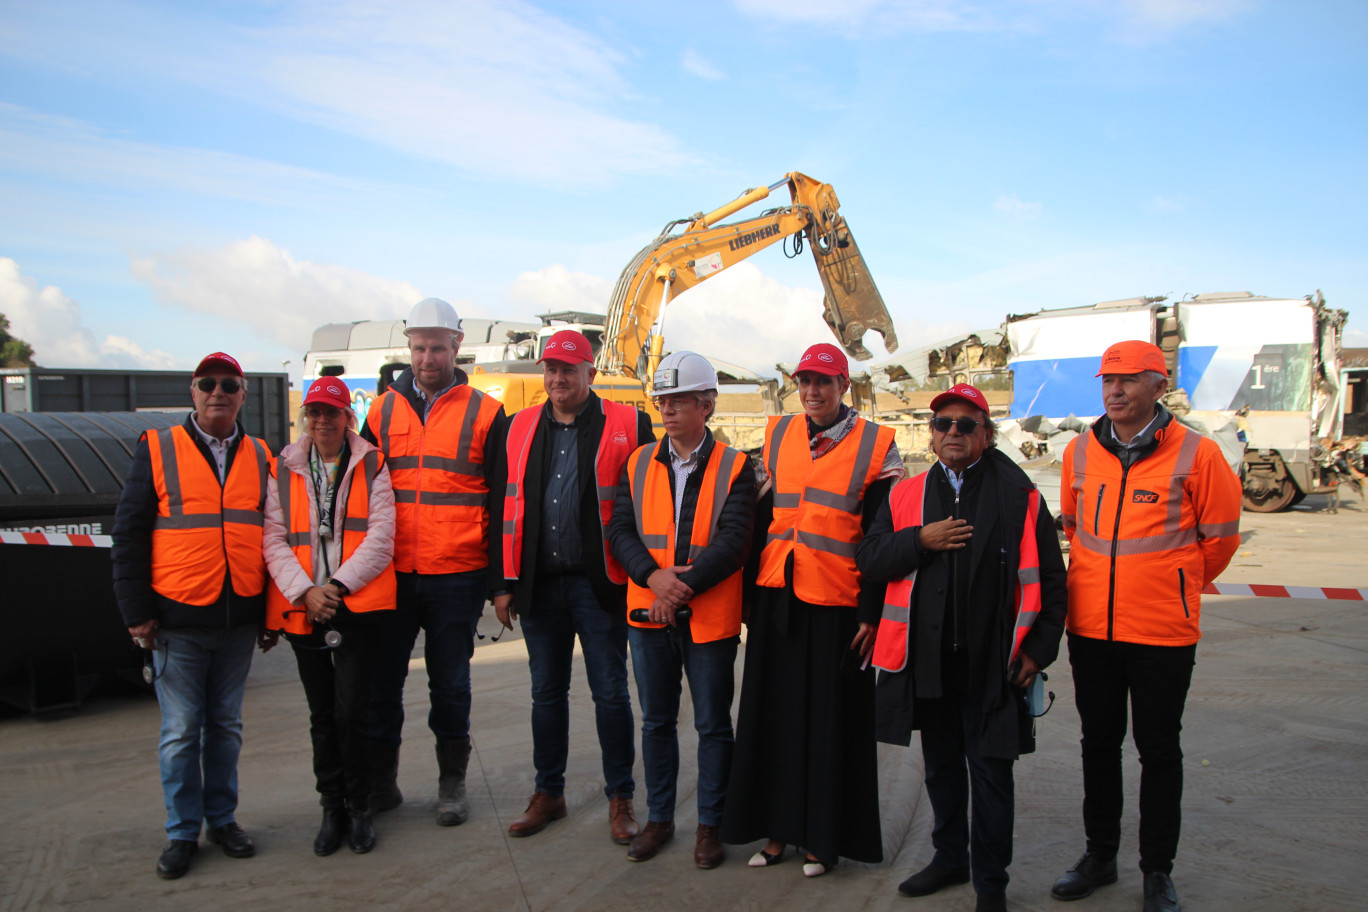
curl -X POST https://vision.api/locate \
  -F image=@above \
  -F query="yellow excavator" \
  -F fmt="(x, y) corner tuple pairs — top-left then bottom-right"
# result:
(469, 171), (899, 415)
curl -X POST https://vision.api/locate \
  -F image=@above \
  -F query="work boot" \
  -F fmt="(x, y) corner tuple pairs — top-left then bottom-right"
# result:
(898, 861), (971, 897)
(155, 839), (197, 879)
(347, 799), (376, 854)
(627, 820), (675, 862)
(370, 741), (403, 812)
(435, 737), (471, 826)
(1051, 852), (1118, 901)
(313, 797), (349, 856)
(509, 792), (568, 837)
(1143, 872), (1181, 912)
(609, 795), (639, 845)
(694, 824), (725, 869)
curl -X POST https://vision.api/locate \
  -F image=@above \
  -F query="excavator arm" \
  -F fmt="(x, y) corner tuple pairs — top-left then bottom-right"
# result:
(596, 171), (900, 382)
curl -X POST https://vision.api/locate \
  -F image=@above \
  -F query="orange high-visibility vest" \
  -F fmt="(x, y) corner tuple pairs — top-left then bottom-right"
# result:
(366, 383), (501, 574)
(755, 414), (895, 606)
(266, 449), (397, 635)
(502, 399), (639, 584)
(1060, 421), (1241, 646)
(624, 441), (746, 644)
(147, 425), (269, 605)
(870, 470), (1042, 673)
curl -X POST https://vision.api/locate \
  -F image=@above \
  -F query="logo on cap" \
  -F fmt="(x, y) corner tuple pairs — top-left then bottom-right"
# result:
(327, 385), (341, 395)
(818, 352), (833, 362)
(559, 340), (576, 351)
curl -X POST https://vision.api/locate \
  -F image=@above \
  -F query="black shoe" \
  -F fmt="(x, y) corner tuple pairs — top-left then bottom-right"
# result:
(206, 822), (255, 858)
(1051, 852), (1117, 901)
(155, 839), (198, 879)
(314, 804), (349, 857)
(976, 894), (1007, 912)
(348, 803), (376, 854)
(1143, 872), (1181, 912)
(898, 861), (971, 897)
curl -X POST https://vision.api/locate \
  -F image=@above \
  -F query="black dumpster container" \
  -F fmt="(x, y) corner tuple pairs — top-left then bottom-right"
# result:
(0, 411), (180, 712)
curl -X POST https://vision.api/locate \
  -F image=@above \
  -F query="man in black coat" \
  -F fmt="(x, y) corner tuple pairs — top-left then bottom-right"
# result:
(491, 330), (654, 844)
(857, 384), (1067, 912)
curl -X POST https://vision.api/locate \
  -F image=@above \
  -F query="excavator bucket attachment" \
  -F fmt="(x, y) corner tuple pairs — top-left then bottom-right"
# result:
(810, 215), (899, 360)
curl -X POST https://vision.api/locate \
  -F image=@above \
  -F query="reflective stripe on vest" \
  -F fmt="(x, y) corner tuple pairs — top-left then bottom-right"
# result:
(624, 441), (745, 644)
(755, 414), (895, 606)
(501, 399), (638, 584)
(266, 449), (397, 634)
(365, 384), (500, 574)
(148, 426), (268, 605)
(870, 470), (1043, 673)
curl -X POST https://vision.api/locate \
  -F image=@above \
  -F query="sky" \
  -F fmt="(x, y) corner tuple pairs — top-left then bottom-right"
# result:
(1, 0), (1365, 387)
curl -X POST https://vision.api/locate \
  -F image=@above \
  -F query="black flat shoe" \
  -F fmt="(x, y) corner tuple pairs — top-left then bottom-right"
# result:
(156, 839), (198, 880)
(206, 822), (255, 858)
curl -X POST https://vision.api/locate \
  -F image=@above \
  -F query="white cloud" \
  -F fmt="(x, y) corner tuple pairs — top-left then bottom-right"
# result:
(0, 103), (383, 209)
(508, 264), (612, 316)
(0, 258), (177, 369)
(681, 48), (726, 81)
(734, 0), (1011, 35)
(129, 237), (434, 349)
(1344, 328), (1368, 349)
(994, 193), (1043, 219)
(1121, 0), (1252, 30)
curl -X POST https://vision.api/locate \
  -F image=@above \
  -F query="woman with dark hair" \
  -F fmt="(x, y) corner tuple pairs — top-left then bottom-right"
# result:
(263, 377), (396, 855)
(722, 343), (904, 876)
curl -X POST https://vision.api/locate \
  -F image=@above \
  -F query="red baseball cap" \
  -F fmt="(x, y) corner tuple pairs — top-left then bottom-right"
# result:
(538, 330), (594, 365)
(303, 377), (352, 412)
(193, 352), (244, 378)
(930, 383), (989, 413)
(1096, 340), (1168, 377)
(794, 343), (849, 378)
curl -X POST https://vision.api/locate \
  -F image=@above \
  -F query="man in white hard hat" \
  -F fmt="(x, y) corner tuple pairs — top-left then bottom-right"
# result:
(492, 329), (655, 845)
(608, 351), (755, 869)
(362, 298), (509, 827)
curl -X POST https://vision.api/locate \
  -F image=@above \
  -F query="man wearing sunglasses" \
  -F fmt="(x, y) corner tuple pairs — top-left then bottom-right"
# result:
(859, 383), (1067, 912)
(112, 352), (275, 880)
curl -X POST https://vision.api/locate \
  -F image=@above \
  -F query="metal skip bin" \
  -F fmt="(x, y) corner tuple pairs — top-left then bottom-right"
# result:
(0, 411), (177, 712)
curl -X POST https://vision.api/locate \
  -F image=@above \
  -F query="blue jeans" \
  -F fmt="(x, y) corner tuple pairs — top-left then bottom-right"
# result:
(154, 625), (257, 840)
(370, 570), (485, 747)
(628, 625), (737, 827)
(519, 573), (634, 799)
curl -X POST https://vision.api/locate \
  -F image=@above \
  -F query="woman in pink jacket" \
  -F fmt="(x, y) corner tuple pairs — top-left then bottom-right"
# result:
(263, 378), (396, 856)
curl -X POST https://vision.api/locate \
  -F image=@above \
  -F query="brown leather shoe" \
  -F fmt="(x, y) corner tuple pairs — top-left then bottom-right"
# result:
(626, 820), (675, 862)
(507, 792), (567, 838)
(609, 795), (639, 845)
(694, 824), (725, 869)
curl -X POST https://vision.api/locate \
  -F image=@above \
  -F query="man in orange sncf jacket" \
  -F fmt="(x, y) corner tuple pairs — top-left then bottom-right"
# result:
(1052, 340), (1241, 912)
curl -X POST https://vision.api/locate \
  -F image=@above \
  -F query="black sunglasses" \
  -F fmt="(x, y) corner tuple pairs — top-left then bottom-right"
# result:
(930, 416), (987, 434)
(195, 377), (242, 394)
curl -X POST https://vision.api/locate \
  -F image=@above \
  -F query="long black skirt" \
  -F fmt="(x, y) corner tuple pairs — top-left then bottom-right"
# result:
(720, 585), (883, 864)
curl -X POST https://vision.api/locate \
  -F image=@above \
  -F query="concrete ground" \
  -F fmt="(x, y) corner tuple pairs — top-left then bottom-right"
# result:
(2, 494), (1364, 912)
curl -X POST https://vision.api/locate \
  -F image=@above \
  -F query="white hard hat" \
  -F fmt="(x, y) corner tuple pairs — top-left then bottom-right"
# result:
(404, 298), (464, 336)
(651, 351), (718, 397)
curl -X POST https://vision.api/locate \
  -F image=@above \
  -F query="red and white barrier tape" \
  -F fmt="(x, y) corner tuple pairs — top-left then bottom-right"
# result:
(1202, 582), (1368, 601)
(0, 530), (113, 548)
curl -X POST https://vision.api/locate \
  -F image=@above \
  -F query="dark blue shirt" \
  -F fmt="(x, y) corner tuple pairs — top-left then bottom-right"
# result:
(536, 401), (589, 574)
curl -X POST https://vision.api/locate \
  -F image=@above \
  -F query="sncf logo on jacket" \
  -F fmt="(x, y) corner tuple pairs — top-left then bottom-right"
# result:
(1132, 489), (1160, 504)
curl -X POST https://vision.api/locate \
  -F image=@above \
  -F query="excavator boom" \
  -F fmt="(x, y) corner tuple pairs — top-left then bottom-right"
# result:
(597, 172), (899, 382)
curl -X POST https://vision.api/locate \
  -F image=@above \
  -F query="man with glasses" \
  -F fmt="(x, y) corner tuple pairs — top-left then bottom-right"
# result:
(491, 329), (654, 844)
(608, 351), (754, 869)
(1051, 342), (1241, 912)
(113, 352), (275, 879)
(362, 298), (508, 827)
(859, 383), (1067, 912)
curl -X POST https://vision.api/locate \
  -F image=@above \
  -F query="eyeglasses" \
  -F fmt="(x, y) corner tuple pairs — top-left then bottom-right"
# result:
(304, 405), (344, 420)
(930, 416), (988, 434)
(195, 377), (242, 394)
(653, 395), (697, 411)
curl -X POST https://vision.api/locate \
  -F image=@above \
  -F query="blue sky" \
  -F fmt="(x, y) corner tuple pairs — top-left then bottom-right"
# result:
(1, 0), (1364, 383)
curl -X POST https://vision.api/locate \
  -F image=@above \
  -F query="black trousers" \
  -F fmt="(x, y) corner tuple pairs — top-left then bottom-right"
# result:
(292, 629), (380, 806)
(1068, 632), (1196, 874)
(918, 652), (1015, 895)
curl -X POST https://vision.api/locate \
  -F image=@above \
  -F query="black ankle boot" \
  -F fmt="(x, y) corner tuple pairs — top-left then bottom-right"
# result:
(348, 800), (376, 854)
(314, 802), (349, 856)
